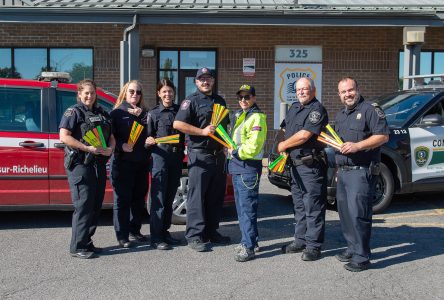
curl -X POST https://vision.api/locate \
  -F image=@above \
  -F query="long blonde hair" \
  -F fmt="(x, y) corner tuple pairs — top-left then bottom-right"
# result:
(114, 80), (147, 110)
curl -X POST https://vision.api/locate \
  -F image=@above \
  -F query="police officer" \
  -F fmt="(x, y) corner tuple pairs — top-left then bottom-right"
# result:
(334, 77), (389, 272)
(173, 67), (230, 252)
(59, 79), (115, 259)
(110, 80), (150, 248)
(278, 77), (328, 261)
(228, 84), (267, 262)
(145, 79), (183, 250)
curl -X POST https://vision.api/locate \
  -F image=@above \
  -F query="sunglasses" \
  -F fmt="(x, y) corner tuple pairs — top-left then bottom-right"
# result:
(128, 89), (142, 95)
(238, 95), (251, 101)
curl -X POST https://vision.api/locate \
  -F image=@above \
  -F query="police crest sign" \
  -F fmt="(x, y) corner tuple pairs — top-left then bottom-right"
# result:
(274, 63), (322, 128)
(414, 146), (429, 167)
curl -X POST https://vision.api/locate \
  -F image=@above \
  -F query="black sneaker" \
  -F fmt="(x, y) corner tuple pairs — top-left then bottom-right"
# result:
(129, 232), (149, 242)
(87, 243), (103, 254)
(281, 241), (305, 254)
(301, 248), (321, 261)
(118, 239), (133, 248)
(335, 251), (352, 262)
(164, 232), (181, 245)
(188, 239), (210, 252)
(206, 232), (231, 244)
(344, 261), (370, 272)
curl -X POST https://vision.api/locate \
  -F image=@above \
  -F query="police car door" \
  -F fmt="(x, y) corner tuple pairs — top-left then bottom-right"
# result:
(0, 85), (50, 206)
(409, 98), (444, 182)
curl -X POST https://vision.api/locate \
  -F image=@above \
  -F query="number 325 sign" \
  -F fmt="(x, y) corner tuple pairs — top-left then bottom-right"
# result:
(275, 46), (322, 63)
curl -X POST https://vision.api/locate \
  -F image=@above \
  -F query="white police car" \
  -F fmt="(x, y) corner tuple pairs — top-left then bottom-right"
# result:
(269, 75), (444, 213)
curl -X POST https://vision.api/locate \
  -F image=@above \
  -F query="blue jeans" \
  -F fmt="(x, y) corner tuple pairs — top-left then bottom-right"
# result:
(232, 172), (260, 249)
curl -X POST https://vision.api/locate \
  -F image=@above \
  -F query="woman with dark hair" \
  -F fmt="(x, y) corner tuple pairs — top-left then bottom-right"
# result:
(110, 80), (150, 248)
(59, 79), (115, 259)
(145, 79), (184, 250)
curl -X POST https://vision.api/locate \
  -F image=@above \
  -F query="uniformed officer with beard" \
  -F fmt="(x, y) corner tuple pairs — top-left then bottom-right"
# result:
(278, 77), (328, 262)
(173, 67), (230, 252)
(334, 77), (389, 272)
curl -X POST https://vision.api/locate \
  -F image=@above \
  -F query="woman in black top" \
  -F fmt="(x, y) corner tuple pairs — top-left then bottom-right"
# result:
(145, 79), (184, 250)
(110, 80), (150, 248)
(59, 79), (115, 259)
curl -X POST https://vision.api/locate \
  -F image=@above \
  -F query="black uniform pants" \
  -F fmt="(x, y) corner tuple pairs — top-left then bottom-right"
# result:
(150, 150), (182, 243)
(67, 162), (106, 253)
(290, 161), (327, 250)
(185, 151), (227, 242)
(337, 168), (375, 264)
(111, 159), (149, 240)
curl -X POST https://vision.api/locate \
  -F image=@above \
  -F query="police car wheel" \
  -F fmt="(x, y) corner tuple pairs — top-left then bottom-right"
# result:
(171, 169), (188, 225)
(372, 163), (394, 214)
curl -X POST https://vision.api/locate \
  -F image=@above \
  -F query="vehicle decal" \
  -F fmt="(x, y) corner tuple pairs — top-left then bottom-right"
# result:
(409, 127), (444, 182)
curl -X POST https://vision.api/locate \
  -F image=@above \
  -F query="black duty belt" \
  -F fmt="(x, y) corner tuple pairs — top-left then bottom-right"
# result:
(337, 165), (369, 171)
(189, 148), (224, 155)
(157, 144), (182, 153)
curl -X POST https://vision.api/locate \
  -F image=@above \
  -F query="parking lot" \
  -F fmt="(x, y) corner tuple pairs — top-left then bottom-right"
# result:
(1, 177), (443, 300)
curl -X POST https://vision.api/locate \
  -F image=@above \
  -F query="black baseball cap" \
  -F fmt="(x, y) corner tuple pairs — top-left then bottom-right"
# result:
(195, 67), (215, 79)
(236, 84), (256, 96)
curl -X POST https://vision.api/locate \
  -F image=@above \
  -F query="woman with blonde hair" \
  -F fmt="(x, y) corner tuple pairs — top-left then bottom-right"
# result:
(110, 80), (150, 248)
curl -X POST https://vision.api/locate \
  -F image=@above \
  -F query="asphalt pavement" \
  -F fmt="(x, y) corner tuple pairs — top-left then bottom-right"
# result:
(1, 176), (444, 300)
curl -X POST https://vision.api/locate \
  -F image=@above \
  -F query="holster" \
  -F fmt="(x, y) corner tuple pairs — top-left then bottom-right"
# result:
(64, 147), (78, 170)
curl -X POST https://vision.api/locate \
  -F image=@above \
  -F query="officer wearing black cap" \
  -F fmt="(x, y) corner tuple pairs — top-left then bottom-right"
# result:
(173, 67), (230, 252)
(334, 77), (389, 272)
(278, 77), (328, 262)
(59, 79), (115, 259)
(145, 79), (184, 250)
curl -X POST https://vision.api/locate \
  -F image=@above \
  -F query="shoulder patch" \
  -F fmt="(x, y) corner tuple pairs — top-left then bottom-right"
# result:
(180, 100), (191, 110)
(64, 108), (74, 117)
(375, 107), (386, 119)
(309, 110), (321, 124)
(251, 126), (262, 131)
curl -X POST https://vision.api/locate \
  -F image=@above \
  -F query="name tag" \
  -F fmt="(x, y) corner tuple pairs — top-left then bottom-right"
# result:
(89, 116), (102, 122)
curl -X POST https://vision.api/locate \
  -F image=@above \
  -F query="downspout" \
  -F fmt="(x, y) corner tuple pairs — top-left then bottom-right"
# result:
(120, 14), (139, 87)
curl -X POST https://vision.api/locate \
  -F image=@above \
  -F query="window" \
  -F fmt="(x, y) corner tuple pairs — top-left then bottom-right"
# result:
(158, 49), (217, 103)
(0, 48), (93, 82)
(399, 50), (444, 86)
(0, 88), (42, 132)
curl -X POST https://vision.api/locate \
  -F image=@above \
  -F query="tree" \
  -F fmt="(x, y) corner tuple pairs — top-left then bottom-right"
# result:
(68, 63), (93, 83)
(0, 67), (21, 78)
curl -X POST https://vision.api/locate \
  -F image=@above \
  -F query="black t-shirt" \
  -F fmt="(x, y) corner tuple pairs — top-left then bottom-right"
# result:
(174, 90), (228, 151)
(334, 97), (390, 166)
(110, 101), (150, 163)
(281, 97), (328, 160)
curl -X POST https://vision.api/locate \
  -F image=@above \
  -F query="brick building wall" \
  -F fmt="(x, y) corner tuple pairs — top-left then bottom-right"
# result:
(1, 23), (443, 153)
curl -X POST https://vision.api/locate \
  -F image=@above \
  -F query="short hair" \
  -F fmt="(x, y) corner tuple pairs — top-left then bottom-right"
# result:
(296, 77), (315, 91)
(338, 77), (359, 88)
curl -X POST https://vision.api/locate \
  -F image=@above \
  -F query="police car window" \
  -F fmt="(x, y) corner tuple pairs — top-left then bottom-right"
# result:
(55, 90), (113, 126)
(378, 93), (434, 127)
(0, 88), (42, 132)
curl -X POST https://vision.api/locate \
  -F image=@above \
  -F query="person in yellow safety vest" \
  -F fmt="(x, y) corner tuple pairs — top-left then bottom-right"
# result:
(227, 84), (267, 262)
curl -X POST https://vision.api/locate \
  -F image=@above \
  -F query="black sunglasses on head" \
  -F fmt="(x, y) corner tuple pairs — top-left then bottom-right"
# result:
(128, 89), (142, 95)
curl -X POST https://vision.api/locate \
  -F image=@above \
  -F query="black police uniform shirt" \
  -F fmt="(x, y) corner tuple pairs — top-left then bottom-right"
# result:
(59, 102), (112, 149)
(281, 97), (328, 161)
(110, 101), (150, 163)
(334, 97), (390, 166)
(174, 90), (228, 151)
(146, 103), (184, 148)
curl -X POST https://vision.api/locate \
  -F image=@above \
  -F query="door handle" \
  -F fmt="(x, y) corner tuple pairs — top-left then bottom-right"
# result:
(19, 141), (45, 148)
(54, 143), (66, 149)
